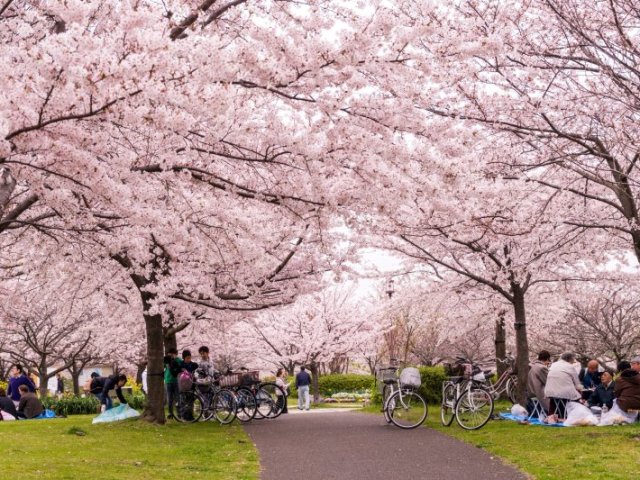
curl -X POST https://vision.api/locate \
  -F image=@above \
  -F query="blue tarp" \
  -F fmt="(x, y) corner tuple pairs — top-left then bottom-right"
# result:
(92, 404), (140, 424)
(31, 409), (56, 420)
(499, 412), (565, 427)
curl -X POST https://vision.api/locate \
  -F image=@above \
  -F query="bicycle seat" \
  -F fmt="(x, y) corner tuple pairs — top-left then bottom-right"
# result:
(383, 378), (397, 385)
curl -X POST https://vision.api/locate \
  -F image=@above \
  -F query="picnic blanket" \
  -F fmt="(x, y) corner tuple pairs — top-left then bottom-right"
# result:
(92, 404), (140, 424)
(499, 413), (565, 427)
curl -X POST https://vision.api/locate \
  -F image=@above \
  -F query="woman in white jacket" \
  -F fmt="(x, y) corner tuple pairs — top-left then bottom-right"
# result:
(544, 352), (583, 419)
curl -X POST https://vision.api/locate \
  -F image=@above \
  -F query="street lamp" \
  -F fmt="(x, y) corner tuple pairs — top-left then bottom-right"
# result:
(385, 278), (395, 299)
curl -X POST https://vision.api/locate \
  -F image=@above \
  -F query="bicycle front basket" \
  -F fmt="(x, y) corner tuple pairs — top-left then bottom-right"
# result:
(399, 367), (421, 389)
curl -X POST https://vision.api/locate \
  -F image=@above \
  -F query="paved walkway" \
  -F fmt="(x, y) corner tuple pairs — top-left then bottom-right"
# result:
(244, 409), (526, 480)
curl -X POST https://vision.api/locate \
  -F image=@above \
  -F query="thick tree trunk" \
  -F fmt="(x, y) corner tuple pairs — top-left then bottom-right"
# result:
(511, 285), (529, 405)
(38, 359), (48, 397)
(310, 362), (320, 404)
(163, 330), (178, 354)
(142, 310), (166, 424)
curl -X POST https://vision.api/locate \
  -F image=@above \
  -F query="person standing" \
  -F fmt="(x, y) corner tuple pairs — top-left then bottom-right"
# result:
(163, 348), (182, 419)
(296, 366), (311, 411)
(7, 365), (36, 407)
(197, 346), (215, 379)
(56, 373), (64, 397)
(275, 368), (290, 414)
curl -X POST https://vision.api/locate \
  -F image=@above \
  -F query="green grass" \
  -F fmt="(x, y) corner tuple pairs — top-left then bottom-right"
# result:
(364, 404), (640, 480)
(0, 415), (258, 480)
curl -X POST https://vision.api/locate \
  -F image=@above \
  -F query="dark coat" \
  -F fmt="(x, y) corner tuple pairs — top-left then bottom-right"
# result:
(0, 396), (18, 418)
(614, 370), (640, 412)
(18, 392), (44, 419)
(588, 381), (615, 409)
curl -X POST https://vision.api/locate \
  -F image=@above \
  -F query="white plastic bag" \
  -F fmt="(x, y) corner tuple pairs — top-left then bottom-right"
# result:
(0, 411), (16, 421)
(564, 402), (598, 427)
(511, 404), (528, 417)
(599, 400), (638, 426)
(92, 404), (140, 424)
(399, 367), (421, 388)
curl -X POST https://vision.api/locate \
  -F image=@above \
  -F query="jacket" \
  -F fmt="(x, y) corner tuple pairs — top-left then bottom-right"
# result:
(588, 381), (615, 409)
(90, 377), (106, 395)
(7, 375), (35, 402)
(295, 371), (311, 388)
(163, 357), (183, 384)
(18, 392), (44, 419)
(526, 360), (550, 411)
(544, 360), (582, 401)
(614, 369), (640, 412)
(0, 396), (18, 418)
(101, 376), (126, 404)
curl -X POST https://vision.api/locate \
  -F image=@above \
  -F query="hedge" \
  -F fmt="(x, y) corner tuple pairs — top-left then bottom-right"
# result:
(287, 373), (375, 398)
(42, 395), (101, 416)
(372, 366), (447, 405)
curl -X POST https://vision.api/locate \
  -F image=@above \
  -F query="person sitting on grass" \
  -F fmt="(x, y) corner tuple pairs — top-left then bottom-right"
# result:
(16, 384), (43, 419)
(614, 356), (640, 413)
(0, 386), (19, 419)
(588, 371), (615, 409)
(544, 352), (583, 420)
(100, 374), (128, 411)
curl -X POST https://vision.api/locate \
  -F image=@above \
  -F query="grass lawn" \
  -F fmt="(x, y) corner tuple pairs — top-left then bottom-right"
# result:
(364, 404), (640, 480)
(0, 415), (258, 480)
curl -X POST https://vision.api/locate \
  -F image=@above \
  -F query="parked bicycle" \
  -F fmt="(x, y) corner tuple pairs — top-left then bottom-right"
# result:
(440, 359), (494, 430)
(482, 357), (518, 404)
(378, 366), (427, 429)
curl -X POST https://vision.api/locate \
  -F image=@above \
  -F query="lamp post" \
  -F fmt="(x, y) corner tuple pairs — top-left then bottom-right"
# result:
(385, 278), (395, 299)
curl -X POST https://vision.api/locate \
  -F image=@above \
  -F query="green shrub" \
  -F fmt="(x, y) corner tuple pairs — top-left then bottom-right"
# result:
(370, 366), (447, 405)
(42, 395), (100, 416)
(123, 393), (146, 410)
(285, 373), (375, 398)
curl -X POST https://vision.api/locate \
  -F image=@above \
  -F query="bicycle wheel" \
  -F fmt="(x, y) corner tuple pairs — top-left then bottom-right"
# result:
(440, 383), (456, 426)
(506, 376), (518, 404)
(235, 387), (257, 422)
(211, 388), (237, 424)
(175, 391), (204, 423)
(258, 383), (286, 419)
(254, 387), (276, 419)
(455, 387), (493, 430)
(387, 390), (428, 429)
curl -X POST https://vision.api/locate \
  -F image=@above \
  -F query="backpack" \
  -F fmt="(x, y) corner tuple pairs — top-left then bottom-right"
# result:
(178, 371), (193, 392)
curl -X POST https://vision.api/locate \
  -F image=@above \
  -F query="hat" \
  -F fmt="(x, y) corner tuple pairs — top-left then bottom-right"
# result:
(631, 356), (640, 364)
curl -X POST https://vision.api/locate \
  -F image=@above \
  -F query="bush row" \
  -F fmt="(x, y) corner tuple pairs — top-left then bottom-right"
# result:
(42, 395), (100, 416)
(287, 373), (375, 398)
(371, 366), (447, 405)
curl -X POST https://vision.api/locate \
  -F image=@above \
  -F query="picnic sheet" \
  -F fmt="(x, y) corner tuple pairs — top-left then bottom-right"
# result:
(499, 412), (566, 427)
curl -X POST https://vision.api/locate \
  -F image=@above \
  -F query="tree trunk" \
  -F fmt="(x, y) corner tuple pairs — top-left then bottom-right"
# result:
(69, 363), (81, 396)
(163, 329), (178, 354)
(38, 359), (48, 397)
(495, 311), (507, 379)
(511, 284), (529, 405)
(310, 362), (320, 404)
(142, 310), (166, 424)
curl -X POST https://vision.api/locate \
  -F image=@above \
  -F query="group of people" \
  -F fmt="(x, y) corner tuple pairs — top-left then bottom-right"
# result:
(0, 365), (44, 420)
(161, 345), (314, 418)
(527, 351), (640, 421)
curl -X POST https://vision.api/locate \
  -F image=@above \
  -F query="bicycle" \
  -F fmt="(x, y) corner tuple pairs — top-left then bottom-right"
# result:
(440, 359), (494, 430)
(381, 366), (428, 429)
(194, 372), (238, 424)
(482, 357), (518, 404)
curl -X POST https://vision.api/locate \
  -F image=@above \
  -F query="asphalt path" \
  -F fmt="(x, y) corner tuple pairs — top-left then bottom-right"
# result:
(244, 409), (526, 480)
